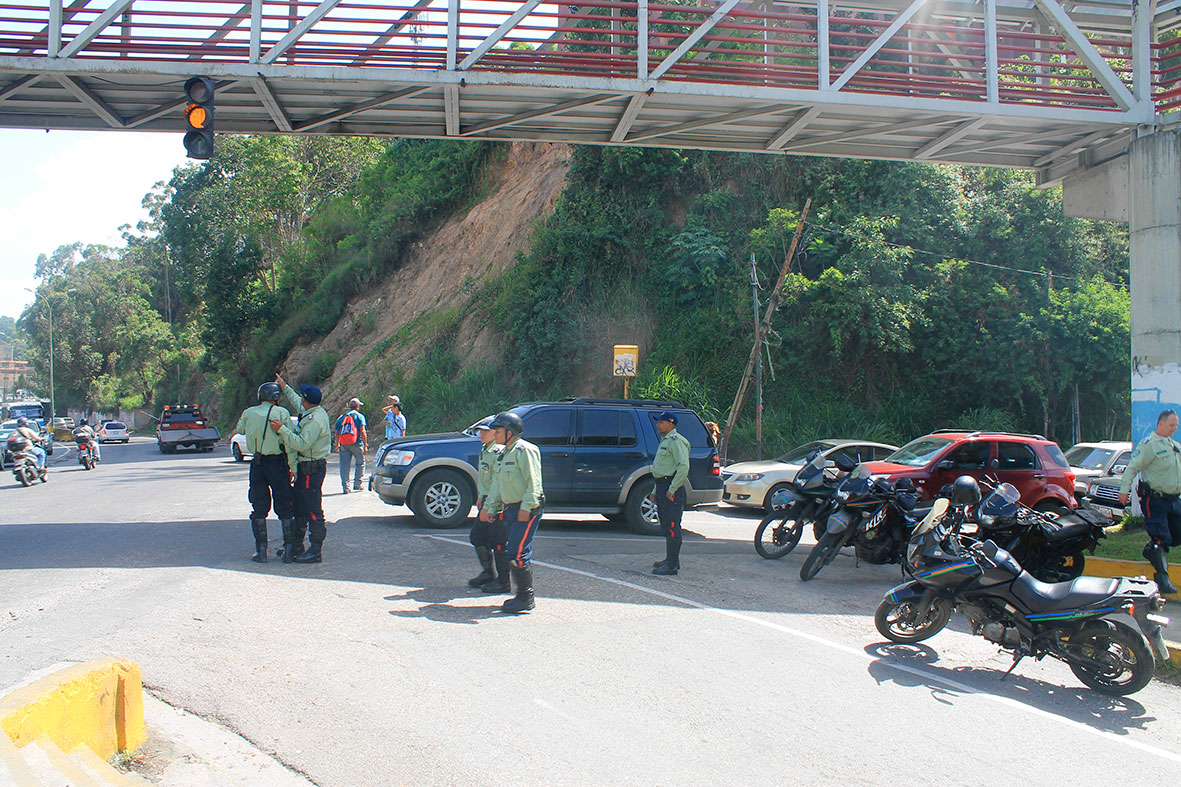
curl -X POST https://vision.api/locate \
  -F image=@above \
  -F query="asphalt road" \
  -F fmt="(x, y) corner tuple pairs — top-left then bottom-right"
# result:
(2, 438), (1180, 785)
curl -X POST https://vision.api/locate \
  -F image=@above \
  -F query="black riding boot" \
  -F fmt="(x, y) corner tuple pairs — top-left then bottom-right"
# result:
(295, 541), (322, 563)
(250, 518), (268, 564)
(481, 550), (512, 593)
(1144, 541), (1178, 595)
(469, 546), (496, 587)
(501, 564), (535, 614)
(652, 539), (680, 575)
(279, 518), (299, 564)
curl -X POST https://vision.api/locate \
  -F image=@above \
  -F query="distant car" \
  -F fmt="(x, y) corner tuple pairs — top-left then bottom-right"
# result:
(0, 421), (16, 468)
(98, 420), (130, 443)
(1064, 441), (1134, 498)
(1084, 473), (1139, 520)
(859, 429), (1077, 511)
(722, 439), (898, 511)
(230, 417), (297, 462)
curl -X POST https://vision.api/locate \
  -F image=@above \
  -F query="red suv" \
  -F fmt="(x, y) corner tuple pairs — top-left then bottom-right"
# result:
(860, 430), (1077, 511)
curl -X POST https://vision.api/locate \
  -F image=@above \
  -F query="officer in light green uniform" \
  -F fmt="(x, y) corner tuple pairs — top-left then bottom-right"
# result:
(269, 373), (332, 564)
(468, 417), (508, 591)
(479, 411), (543, 613)
(236, 382), (296, 564)
(651, 411), (691, 576)
(1119, 409), (1181, 593)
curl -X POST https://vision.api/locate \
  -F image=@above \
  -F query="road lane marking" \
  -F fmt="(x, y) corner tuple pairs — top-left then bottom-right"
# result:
(425, 534), (1181, 765)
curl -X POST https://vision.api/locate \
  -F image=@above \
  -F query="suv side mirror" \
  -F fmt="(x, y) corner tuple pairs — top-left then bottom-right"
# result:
(1112, 465), (1127, 475)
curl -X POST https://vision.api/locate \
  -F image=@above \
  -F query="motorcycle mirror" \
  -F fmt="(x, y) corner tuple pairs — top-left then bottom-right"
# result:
(833, 453), (857, 472)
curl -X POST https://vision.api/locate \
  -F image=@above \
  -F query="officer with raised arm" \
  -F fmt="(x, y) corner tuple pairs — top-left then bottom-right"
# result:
(479, 411), (543, 613)
(650, 411), (690, 576)
(1120, 409), (1181, 594)
(235, 382), (296, 563)
(270, 373), (332, 564)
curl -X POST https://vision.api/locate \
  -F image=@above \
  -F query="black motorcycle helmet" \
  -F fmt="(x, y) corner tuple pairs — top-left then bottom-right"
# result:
(951, 475), (982, 506)
(79, 418), (88, 427)
(258, 382), (282, 403)
(489, 411), (525, 436)
(16, 417), (28, 427)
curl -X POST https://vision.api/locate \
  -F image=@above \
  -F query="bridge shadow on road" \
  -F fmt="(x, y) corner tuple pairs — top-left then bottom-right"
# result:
(863, 642), (1157, 736)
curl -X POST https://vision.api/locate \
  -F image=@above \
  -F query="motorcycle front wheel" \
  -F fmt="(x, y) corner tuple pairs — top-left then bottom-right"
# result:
(1067, 621), (1154, 696)
(799, 530), (845, 581)
(874, 597), (952, 644)
(754, 506), (805, 560)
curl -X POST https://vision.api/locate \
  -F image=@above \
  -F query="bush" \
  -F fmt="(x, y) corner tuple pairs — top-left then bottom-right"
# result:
(309, 352), (339, 383)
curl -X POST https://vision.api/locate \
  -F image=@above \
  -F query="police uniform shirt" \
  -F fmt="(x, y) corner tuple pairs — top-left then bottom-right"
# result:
(652, 428), (691, 493)
(477, 441), (504, 499)
(484, 437), (543, 512)
(236, 403), (285, 457)
(277, 404), (332, 463)
(1120, 431), (1181, 497)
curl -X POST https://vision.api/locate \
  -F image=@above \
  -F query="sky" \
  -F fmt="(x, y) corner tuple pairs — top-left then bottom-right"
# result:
(0, 129), (190, 321)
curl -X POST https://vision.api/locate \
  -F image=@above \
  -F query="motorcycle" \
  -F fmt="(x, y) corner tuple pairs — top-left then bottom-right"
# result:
(77, 438), (98, 470)
(754, 451), (855, 560)
(7, 435), (47, 486)
(970, 479), (1107, 582)
(798, 465), (926, 581)
(874, 499), (1170, 696)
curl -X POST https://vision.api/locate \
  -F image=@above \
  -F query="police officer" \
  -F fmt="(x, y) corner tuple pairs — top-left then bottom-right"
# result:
(479, 411), (543, 613)
(1119, 409), (1181, 594)
(270, 373), (332, 564)
(236, 383), (296, 563)
(468, 416), (508, 592)
(650, 411), (690, 576)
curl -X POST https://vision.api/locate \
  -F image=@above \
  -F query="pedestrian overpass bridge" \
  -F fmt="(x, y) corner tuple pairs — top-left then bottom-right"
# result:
(0, 0), (1178, 184)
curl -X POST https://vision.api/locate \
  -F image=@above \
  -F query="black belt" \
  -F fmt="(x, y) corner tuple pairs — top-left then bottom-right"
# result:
(298, 458), (327, 473)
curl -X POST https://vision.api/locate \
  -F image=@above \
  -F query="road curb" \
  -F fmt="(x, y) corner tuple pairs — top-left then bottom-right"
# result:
(0, 657), (145, 760)
(1087, 557), (1181, 665)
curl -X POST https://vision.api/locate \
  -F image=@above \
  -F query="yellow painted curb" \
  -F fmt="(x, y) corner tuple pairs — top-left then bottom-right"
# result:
(1087, 557), (1181, 665)
(0, 658), (145, 760)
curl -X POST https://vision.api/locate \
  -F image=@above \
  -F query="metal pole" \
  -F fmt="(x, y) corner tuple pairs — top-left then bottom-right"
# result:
(751, 253), (762, 461)
(48, 297), (55, 420)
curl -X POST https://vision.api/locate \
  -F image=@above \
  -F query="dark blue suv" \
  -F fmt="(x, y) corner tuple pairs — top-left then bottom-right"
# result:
(370, 398), (723, 534)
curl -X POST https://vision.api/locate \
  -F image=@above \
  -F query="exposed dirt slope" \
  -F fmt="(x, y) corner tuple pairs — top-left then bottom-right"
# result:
(283, 141), (572, 415)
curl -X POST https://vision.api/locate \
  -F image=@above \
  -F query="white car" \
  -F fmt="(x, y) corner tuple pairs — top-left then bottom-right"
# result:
(722, 439), (898, 511)
(1064, 440), (1134, 498)
(231, 417), (297, 462)
(98, 420), (130, 443)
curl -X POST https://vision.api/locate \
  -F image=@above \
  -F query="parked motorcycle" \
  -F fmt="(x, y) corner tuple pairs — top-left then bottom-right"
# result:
(7, 435), (47, 486)
(874, 498), (1170, 696)
(77, 439), (98, 470)
(754, 451), (854, 560)
(798, 466), (926, 581)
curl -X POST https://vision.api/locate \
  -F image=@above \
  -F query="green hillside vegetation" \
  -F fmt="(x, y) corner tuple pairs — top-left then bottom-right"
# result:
(16, 138), (1129, 459)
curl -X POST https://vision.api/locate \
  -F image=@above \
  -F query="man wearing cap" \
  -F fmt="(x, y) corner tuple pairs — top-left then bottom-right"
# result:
(382, 395), (406, 441)
(271, 373), (332, 563)
(651, 411), (691, 576)
(479, 411), (544, 613)
(235, 382), (296, 563)
(467, 417), (508, 592)
(334, 397), (368, 494)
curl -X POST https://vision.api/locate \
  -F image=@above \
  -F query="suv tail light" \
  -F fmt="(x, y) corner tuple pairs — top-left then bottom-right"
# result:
(711, 455), (721, 476)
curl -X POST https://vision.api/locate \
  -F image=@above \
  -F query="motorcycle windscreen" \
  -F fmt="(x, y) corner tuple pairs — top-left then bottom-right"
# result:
(978, 483), (1020, 523)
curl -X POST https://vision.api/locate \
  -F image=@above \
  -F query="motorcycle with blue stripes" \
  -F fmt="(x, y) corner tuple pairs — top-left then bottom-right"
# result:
(875, 498), (1171, 695)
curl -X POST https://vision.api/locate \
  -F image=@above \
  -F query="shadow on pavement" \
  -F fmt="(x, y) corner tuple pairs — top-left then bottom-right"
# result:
(863, 641), (1157, 736)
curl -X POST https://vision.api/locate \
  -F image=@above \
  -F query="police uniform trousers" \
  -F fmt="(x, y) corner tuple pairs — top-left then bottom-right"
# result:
(250, 453), (295, 520)
(1143, 493), (1181, 548)
(655, 477), (686, 545)
(498, 503), (543, 566)
(295, 458), (328, 544)
(470, 507), (495, 549)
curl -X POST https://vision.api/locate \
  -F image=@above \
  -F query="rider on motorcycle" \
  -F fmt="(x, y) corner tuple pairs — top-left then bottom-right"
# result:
(14, 417), (46, 469)
(72, 418), (101, 462)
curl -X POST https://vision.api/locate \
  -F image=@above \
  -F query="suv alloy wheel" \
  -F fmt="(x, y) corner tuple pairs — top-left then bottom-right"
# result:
(409, 468), (474, 529)
(625, 478), (663, 536)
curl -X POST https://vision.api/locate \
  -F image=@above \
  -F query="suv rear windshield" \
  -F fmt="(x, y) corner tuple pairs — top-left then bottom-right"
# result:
(104, 421), (126, 429)
(1064, 445), (1114, 470)
(886, 436), (953, 467)
(1044, 443), (1070, 468)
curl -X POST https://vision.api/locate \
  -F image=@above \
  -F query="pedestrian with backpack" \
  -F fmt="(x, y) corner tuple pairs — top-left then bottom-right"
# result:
(334, 397), (368, 494)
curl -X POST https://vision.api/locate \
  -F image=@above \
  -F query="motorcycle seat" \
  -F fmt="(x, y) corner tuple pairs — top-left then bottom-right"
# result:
(1041, 519), (1092, 543)
(1011, 572), (1119, 612)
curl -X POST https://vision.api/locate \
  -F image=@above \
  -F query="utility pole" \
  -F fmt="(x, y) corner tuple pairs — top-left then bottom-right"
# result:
(750, 253), (763, 461)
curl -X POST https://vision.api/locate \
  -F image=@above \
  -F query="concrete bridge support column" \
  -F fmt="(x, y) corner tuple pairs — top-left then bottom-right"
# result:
(1128, 129), (1181, 440)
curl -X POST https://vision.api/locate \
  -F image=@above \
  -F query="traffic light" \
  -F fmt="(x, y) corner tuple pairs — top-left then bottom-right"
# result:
(182, 77), (215, 159)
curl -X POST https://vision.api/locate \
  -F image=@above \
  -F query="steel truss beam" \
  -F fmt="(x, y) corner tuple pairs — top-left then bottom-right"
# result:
(351, 0), (436, 66)
(831, 0), (929, 91)
(461, 93), (620, 136)
(460, 0), (546, 70)
(58, 0), (134, 59)
(650, 0), (746, 79)
(262, 0), (343, 65)
(124, 79), (239, 128)
(783, 115), (961, 151)
(1031, 0), (1136, 110)
(253, 75), (293, 132)
(189, 3), (251, 62)
(627, 104), (795, 143)
(611, 93), (648, 142)
(914, 117), (988, 159)
(56, 74), (124, 127)
(295, 85), (431, 131)
(0, 74), (42, 104)
(766, 106), (822, 150)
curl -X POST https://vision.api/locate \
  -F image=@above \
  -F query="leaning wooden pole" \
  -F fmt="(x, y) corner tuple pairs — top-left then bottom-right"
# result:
(721, 198), (811, 464)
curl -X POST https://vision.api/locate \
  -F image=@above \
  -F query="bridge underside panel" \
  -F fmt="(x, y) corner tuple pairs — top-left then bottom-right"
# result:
(1, 0), (1178, 178)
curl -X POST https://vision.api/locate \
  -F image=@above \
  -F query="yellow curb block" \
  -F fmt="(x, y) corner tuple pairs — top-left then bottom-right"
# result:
(1086, 557), (1181, 665)
(0, 658), (145, 760)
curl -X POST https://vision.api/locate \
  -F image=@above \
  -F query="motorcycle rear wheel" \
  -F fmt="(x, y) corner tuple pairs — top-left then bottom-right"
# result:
(18, 468), (32, 486)
(799, 530), (845, 581)
(874, 598), (952, 644)
(1068, 621), (1154, 696)
(754, 507), (805, 560)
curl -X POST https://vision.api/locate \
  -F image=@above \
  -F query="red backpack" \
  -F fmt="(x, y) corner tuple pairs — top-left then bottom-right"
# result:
(338, 413), (358, 445)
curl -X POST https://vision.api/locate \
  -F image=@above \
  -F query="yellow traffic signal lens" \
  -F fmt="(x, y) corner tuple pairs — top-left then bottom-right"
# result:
(185, 103), (208, 129)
